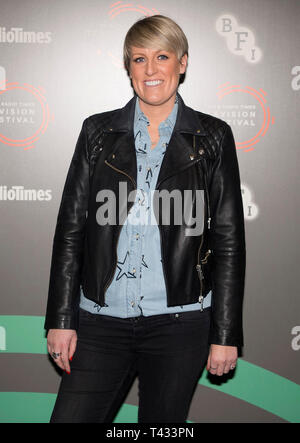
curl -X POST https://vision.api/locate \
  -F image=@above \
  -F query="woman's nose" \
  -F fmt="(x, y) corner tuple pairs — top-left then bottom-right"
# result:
(145, 59), (157, 76)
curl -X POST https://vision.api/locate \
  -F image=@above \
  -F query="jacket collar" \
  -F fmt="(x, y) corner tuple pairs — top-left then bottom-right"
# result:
(107, 92), (207, 136)
(103, 92), (208, 190)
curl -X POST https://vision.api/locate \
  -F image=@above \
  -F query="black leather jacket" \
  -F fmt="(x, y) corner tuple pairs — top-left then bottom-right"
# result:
(44, 93), (246, 347)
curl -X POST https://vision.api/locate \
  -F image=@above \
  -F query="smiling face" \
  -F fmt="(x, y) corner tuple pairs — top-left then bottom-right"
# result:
(129, 46), (188, 109)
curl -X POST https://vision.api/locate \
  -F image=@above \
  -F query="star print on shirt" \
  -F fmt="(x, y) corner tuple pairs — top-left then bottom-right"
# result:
(138, 189), (146, 206)
(93, 303), (109, 312)
(138, 296), (144, 315)
(141, 254), (148, 269)
(137, 145), (147, 154)
(139, 255), (149, 278)
(134, 131), (148, 154)
(115, 251), (137, 280)
(145, 167), (153, 188)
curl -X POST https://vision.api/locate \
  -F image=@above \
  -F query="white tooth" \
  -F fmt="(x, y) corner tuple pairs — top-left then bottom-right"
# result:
(145, 80), (162, 86)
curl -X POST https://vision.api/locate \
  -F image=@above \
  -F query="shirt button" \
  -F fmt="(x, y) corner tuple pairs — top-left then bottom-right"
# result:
(131, 301), (135, 307)
(132, 268), (136, 273)
(136, 233), (140, 239)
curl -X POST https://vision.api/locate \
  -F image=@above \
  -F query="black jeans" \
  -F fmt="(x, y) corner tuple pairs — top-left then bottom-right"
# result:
(50, 307), (211, 423)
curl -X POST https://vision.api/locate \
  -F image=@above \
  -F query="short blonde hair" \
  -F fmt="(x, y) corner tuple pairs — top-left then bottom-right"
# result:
(123, 15), (189, 72)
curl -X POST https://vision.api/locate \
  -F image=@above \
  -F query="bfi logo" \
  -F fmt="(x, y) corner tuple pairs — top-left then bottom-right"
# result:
(216, 14), (262, 63)
(241, 184), (259, 221)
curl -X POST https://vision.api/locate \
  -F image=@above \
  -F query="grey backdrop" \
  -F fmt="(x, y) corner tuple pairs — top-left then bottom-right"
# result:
(0, 0), (299, 423)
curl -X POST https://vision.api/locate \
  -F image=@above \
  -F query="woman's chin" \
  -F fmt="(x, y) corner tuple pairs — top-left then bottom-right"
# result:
(136, 92), (176, 107)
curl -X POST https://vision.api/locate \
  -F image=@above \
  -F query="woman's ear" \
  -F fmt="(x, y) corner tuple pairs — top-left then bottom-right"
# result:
(179, 54), (188, 74)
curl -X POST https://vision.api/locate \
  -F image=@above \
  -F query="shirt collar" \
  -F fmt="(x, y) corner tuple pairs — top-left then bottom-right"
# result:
(134, 93), (179, 132)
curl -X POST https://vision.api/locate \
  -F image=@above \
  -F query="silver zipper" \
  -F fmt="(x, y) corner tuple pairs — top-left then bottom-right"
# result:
(201, 249), (212, 264)
(196, 232), (205, 310)
(195, 152), (212, 310)
(195, 187), (211, 310)
(198, 295), (204, 311)
(196, 247), (212, 311)
(196, 263), (204, 311)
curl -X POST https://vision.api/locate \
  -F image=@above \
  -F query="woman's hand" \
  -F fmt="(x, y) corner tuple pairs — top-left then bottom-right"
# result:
(47, 329), (77, 374)
(206, 344), (238, 376)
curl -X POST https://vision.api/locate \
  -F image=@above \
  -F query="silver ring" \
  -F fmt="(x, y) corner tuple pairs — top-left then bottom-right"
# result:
(210, 367), (217, 370)
(51, 352), (61, 360)
(230, 365), (236, 370)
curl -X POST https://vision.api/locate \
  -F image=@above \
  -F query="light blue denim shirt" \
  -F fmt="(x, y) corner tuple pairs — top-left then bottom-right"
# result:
(80, 94), (212, 317)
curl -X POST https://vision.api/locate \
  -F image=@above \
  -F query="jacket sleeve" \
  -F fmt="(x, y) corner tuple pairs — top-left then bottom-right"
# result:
(208, 123), (246, 347)
(44, 118), (90, 331)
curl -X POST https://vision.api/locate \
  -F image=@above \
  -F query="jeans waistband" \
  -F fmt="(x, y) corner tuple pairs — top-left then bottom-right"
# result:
(79, 306), (211, 323)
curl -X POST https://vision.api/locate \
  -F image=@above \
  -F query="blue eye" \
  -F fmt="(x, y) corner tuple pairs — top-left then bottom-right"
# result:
(132, 54), (169, 63)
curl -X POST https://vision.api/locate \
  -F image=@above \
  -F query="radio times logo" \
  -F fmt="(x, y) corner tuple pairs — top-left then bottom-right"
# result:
(0, 66), (53, 150)
(0, 27), (52, 44)
(0, 186), (52, 201)
(208, 82), (274, 152)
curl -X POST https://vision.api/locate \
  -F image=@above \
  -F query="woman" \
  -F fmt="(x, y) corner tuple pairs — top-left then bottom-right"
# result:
(45, 15), (246, 423)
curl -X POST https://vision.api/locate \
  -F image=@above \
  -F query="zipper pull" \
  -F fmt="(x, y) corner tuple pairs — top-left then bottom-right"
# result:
(196, 264), (204, 279)
(196, 264), (204, 311)
(207, 217), (211, 230)
(198, 295), (204, 312)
